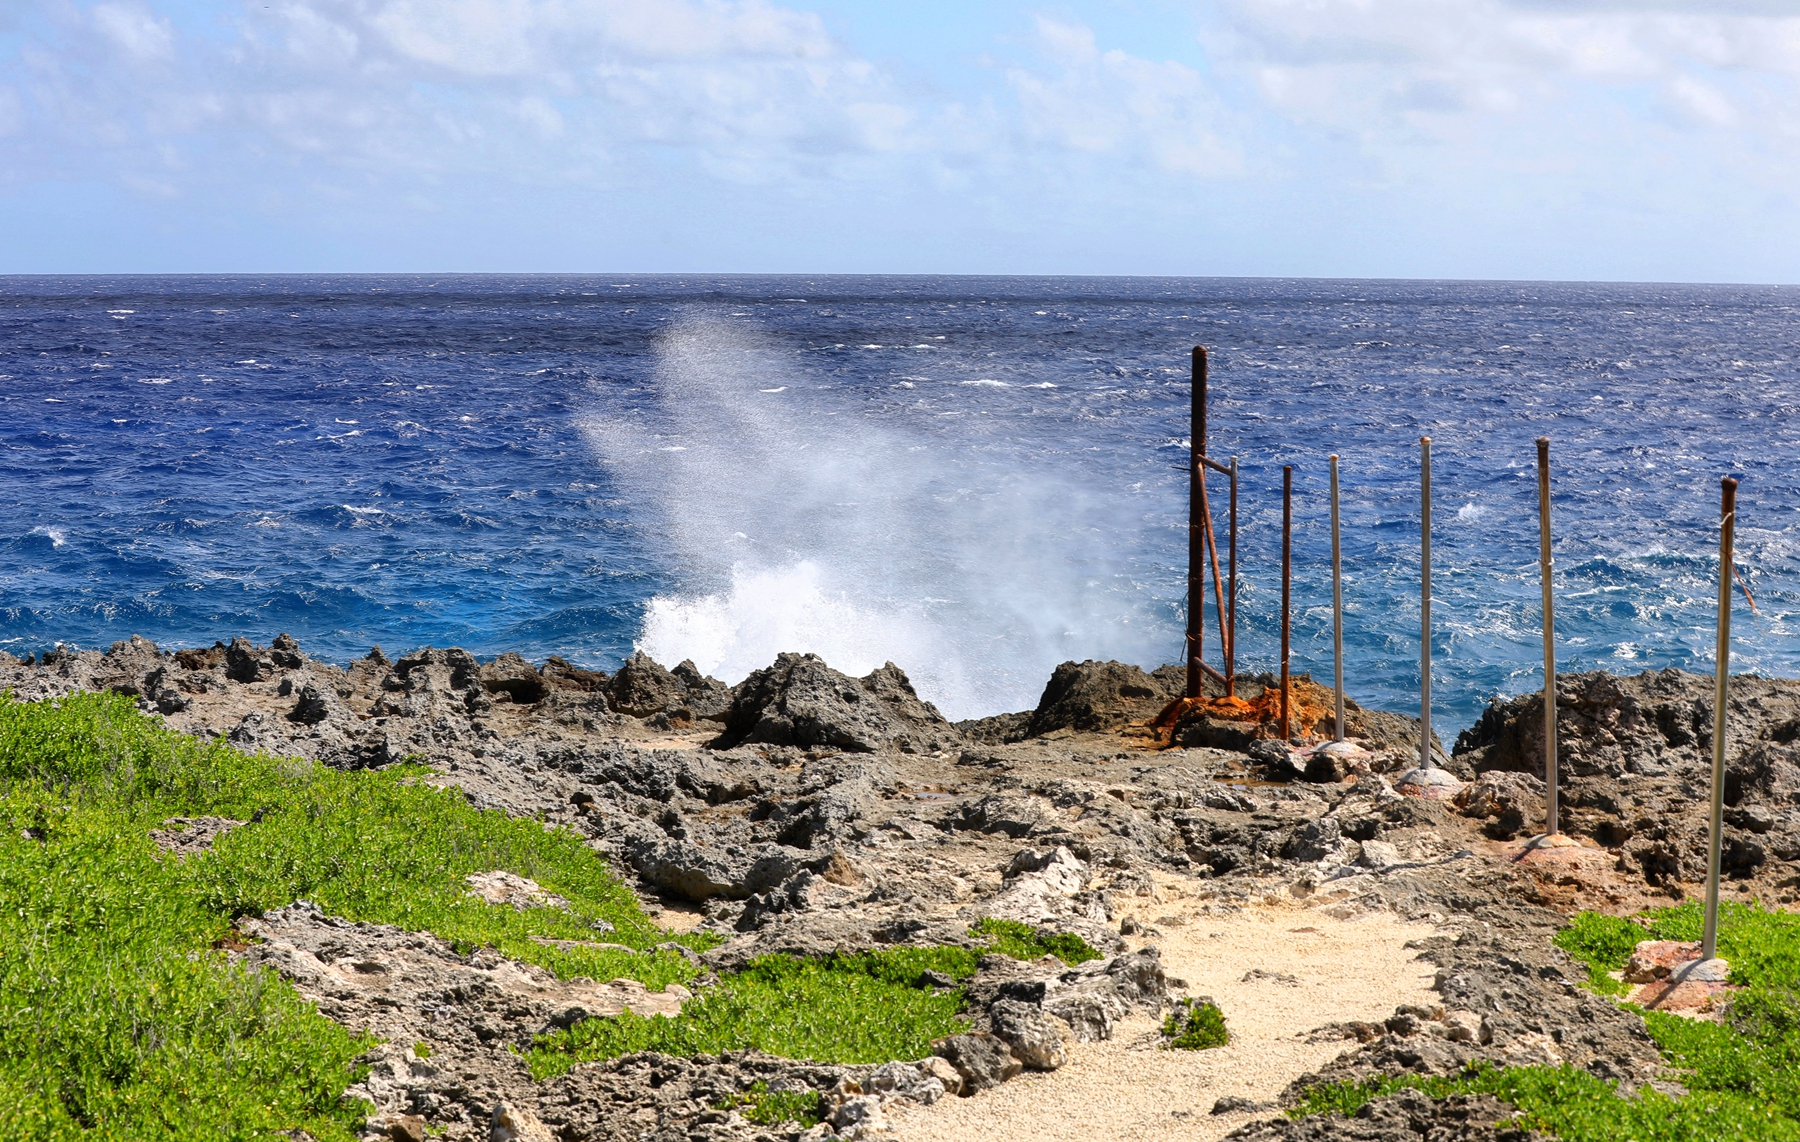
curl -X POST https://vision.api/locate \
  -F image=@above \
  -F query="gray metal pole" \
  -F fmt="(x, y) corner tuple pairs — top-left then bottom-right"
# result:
(1228, 455), (1238, 696)
(1330, 454), (1345, 742)
(1538, 438), (1558, 836)
(1420, 436), (1433, 770)
(1703, 477), (1738, 962)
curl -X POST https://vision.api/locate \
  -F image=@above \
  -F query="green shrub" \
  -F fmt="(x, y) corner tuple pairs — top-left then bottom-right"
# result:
(1162, 997), (1229, 1050)
(714, 1081), (824, 1127)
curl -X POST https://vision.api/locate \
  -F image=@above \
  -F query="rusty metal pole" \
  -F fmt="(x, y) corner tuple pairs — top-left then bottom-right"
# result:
(1281, 465), (1293, 742)
(1228, 455), (1239, 696)
(1330, 454), (1345, 742)
(1420, 436), (1433, 769)
(1703, 477), (1739, 962)
(1537, 438), (1559, 836)
(1186, 346), (1207, 699)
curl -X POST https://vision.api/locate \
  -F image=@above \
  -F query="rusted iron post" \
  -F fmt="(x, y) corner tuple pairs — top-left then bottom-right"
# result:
(1703, 477), (1739, 961)
(1187, 346), (1207, 700)
(1330, 454), (1345, 743)
(1281, 464), (1293, 741)
(1537, 437), (1559, 836)
(1228, 455), (1239, 696)
(1420, 436), (1433, 769)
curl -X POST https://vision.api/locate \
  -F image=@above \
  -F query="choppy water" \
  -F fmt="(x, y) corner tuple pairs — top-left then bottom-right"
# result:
(2, 275), (1796, 731)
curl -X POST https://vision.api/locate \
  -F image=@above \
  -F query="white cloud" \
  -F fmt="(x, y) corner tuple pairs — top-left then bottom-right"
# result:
(1004, 16), (1242, 178)
(91, 2), (175, 62)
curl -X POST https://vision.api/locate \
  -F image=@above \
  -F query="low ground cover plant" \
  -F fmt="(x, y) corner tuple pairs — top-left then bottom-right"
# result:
(713, 1082), (824, 1127)
(528, 917), (1103, 1076)
(1162, 997), (1229, 1050)
(0, 692), (697, 1139)
(1295, 903), (1800, 1141)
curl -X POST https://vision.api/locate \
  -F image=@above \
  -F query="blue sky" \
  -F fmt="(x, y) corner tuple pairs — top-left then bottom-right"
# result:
(3, 0), (1799, 279)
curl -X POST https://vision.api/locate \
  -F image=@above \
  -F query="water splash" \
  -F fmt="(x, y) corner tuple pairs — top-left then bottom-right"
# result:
(583, 314), (1168, 720)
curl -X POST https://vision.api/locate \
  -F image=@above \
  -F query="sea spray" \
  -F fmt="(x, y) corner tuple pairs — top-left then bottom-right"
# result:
(583, 313), (1171, 720)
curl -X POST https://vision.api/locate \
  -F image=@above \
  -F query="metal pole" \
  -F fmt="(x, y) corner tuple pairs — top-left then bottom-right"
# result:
(1420, 436), (1433, 770)
(1186, 346), (1207, 699)
(1281, 465), (1293, 742)
(1703, 476), (1738, 962)
(1228, 455), (1238, 697)
(1537, 437), (1559, 836)
(1330, 454), (1345, 742)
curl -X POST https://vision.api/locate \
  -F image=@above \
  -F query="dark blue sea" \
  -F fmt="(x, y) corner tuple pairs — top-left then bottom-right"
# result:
(3, 275), (1796, 731)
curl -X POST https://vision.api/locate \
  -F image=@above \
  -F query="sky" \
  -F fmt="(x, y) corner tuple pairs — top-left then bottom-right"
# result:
(3, 0), (1800, 280)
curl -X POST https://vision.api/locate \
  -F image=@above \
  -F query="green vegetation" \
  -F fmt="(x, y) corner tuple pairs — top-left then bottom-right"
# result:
(529, 915), (1102, 1077)
(1162, 997), (1229, 1050)
(1290, 1063), (1800, 1141)
(0, 691), (694, 1140)
(712, 1081), (824, 1127)
(970, 917), (1102, 966)
(0, 690), (1113, 1136)
(1295, 903), (1800, 1141)
(528, 951), (972, 1077)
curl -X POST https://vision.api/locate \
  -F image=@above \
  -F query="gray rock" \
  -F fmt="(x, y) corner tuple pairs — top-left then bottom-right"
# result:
(711, 653), (957, 753)
(1282, 817), (1343, 862)
(865, 1061), (946, 1105)
(1453, 771), (1545, 840)
(931, 1032), (1022, 1093)
(225, 637), (273, 683)
(288, 676), (347, 726)
(624, 837), (802, 902)
(1024, 659), (1179, 738)
(951, 796), (1048, 839)
(988, 1000), (1070, 1070)
(481, 652), (548, 705)
(737, 870), (817, 930)
(608, 652), (687, 717)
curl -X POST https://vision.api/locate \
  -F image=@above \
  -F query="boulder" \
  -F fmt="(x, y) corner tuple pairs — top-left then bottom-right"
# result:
(671, 660), (732, 719)
(1454, 669), (1800, 780)
(1454, 771), (1546, 840)
(1282, 817), (1344, 862)
(865, 1061), (946, 1105)
(931, 1032), (1022, 1093)
(481, 652), (548, 704)
(225, 637), (273, 683)
(270, 632), (307, 670)
(608, 652), (687, 717)
(988, 999), (1070, 1070)
(711, 653), (958, 753)
(623, 836), (802, 902)
(1025, 660), (1181, 737)
(540, 656), (609, 693)
(374, 647), (489, 719)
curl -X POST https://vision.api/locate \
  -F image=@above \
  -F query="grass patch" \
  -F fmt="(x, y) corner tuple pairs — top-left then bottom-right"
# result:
(1295, 903), (1800, 1141)
(1162, 997), (1229, 1050)
(713, 1081), (824, 1127)
(0, 690), (694, 1139)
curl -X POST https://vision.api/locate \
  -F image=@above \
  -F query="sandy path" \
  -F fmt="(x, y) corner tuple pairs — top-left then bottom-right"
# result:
(888, 902), (1443, 1142)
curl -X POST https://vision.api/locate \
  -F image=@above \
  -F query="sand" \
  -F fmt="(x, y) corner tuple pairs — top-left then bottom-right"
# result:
(887, 900), (1443, 1142)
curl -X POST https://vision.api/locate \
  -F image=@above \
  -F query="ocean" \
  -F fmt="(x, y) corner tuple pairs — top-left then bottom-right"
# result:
(2, 274), (1796, 733)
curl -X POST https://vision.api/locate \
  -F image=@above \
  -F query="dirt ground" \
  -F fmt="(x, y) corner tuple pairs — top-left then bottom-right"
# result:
(891, 902), (1442, 1142)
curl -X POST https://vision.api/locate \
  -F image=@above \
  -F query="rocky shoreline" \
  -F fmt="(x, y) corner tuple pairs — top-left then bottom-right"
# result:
(6, 637), (1800, 1142)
